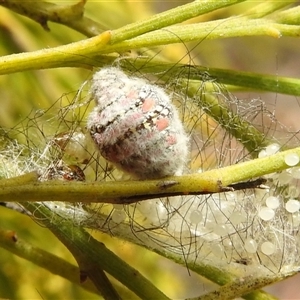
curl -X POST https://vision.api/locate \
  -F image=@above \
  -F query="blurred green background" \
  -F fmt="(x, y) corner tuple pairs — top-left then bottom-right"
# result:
(0, 1), (300, 299)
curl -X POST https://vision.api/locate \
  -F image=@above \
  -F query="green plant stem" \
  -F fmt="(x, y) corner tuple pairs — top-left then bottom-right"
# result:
(184, 68), (300, 96)
(243, 291), (278, 300)
(86, 268), (121, 300)
(243, 0), (297, 18)
(1, 147), (300, 204)
(22, 202), (170, 300)
(119, 58), (300, 96)
(110, 0), (248, 43)
(185, 82), (270, 156)
(274, 5), (300, 25)
(0, 227), (100, 295)
(0, 31), (112, 74)
(0, 0), (106, 36)
(106, 19), (300, 55)
(2, 48), (300, 96)
(194, 271), (298, 300)
(0, 171), (38, 186)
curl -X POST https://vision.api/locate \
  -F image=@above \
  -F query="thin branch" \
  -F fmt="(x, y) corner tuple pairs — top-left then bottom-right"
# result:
(274, 5), (300, 25)
(0, 0), (106, 36)
(0, 227), (100, 295)
(194, 271), (298, 300)
(0, 30), (112, 74)
(119, 58), (300, 97)
(86, 268), (121, 300)
(0, 147), (300, 204)
(110, 0), (248, 43)
(107, 19), (300, 54)
(241, 0), (297, 18)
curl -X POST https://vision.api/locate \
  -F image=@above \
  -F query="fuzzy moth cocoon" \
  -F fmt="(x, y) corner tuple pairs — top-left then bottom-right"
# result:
(87, 67), (189, 179)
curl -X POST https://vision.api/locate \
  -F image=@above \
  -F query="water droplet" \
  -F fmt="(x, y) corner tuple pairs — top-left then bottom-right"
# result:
(284, 153), (299, 167)
(258, 149), (267, 158)
(261, 241), (276, 255)
(265, 143), (280, 155)
(285, 199), (300, 213)
(258, 206), (275, 221)
(265, 196), (280, 209)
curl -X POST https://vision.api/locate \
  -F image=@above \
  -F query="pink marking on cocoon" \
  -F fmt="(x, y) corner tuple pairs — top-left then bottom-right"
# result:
(142, 98), (156, 112)
(156, 118), (169, 131)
